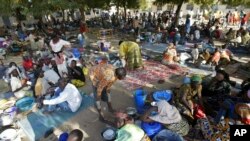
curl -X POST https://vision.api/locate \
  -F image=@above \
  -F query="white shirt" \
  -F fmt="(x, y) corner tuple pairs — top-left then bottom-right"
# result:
(43, 83), (82, 112)
(10, 77), (26, 98)
(49, 39), (70, 52)
(191, 48), (199, 60)
(44, 69), (60, 84)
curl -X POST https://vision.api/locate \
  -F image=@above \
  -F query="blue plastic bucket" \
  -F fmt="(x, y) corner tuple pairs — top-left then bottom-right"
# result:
(141, 122), (162, 138)
(153, 90), (172, 102)
(134, 88), (146, 108)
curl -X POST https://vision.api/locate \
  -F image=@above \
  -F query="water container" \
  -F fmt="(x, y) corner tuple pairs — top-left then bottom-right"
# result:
(134, 88), (146, 108)
(134, 88), (147, 114)
(141, 122), (162, 138)
(72, 48), (81, 59)
(153, 90), (172, 102)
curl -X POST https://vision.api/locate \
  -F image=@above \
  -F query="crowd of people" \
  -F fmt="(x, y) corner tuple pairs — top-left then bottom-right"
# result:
(0, 8), (249, 141)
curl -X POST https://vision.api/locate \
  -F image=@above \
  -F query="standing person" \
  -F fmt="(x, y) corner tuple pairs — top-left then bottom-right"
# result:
(49, 33), (71, 77)
(185, 15), (191, 35)
(80, 21), (88, 39)
(119, 41), (143, 70)
(133, 16), (140, 37)
(89, 64), (126, 121)
(226, 11), (231, 24)
(241, 14), (247, 27)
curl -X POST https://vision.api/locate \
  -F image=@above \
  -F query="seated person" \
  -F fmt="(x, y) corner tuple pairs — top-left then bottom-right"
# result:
(202, 69), (231, 113)
(9, 66), (31, 98)
(34, 70), (50, 98)
(5, 62), (26, 83)
(230, 33), (242, 44)
(113, 112), (150, 141)
(173, 75), (203, 119)
(213, 26), (222, 39)
(59, 129), (84, 141)
(219, 45), (233, 67)
(195, 49), (211, 67)
(68, 59), (85, 87)
(241, 30), (250, 45)
(22, 55), (34, 72)
(214, 82), (250, 124)
(225, 28), (236, 41)
(141, 100), (189, 136)
(162, 43), (179, 65)
(42, 78), (82, 113)
(209, 48), (221, 66)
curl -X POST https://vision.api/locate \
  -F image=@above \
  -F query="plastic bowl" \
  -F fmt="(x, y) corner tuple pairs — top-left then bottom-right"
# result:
(153, 90), (172, 102)
(15, 97), (35, 112)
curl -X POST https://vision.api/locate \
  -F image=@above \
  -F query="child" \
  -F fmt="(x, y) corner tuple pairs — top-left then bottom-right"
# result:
(59, 129), (84, 141)
(191, 44), (199, 63)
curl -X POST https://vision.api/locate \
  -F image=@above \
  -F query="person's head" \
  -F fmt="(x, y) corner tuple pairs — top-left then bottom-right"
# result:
(244, 14), (246, 17)
(190, 75), (202, 89)
(194, 44), (198, 48)
(9, 62), (17, 68)
(58, 78), (68, 90)
(11, 68), (19, 77)
(118, 40), (124, 46)
(70, 60), (77, 68)
(216, 26), (219, 30)
(51, 33), (59, 42)
(215, 69), (227, 81)
(229, 28), (233, 32)
(67, 129), (84, 141)
(38, 70), (44, 78)
(115, 68), (126, 80)
(51, 59), (57, 66)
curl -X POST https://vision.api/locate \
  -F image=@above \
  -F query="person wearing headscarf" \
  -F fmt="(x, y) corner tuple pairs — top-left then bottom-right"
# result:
(9, 66), (31, 98)
(162, 43), (178, 65)
(68, 59), (85, 87)
(141, 100), (189, 136)
(118, 41), (143, 70)
(173, 75), (203, 119)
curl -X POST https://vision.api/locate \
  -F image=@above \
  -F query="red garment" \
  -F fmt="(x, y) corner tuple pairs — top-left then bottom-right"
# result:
(242, 17), (247, 25)
(241, 118), (250, 125)
(23, 59), (33, 71)
(80, 24), (88, 33)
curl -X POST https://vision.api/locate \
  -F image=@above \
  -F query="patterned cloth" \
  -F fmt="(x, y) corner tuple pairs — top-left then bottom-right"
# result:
(89, 64), (116, 98)
(119, 41), (143, 69)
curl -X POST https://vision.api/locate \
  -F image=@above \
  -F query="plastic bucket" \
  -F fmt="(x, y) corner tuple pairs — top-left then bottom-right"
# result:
(141, 122), (162, 138)
(134, 88), (146, 108)
(153, 90), (172, 102)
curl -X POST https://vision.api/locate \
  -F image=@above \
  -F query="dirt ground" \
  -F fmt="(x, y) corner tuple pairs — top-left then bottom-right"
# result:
(1, 29), (249, 141)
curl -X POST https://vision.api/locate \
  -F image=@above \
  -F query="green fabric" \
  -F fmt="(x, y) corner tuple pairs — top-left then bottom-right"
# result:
(126, 47), (143, 69)
(115, 124), (144, 141)
(191, 75), (202, 83)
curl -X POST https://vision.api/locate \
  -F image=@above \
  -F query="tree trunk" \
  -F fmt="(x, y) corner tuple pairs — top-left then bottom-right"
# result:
(62, 10), (65, 22)
(174, 0), (184, 26)
(116, 4), (120, 15)
(79, 7), (85, 22)
(124, 6), (127, 21)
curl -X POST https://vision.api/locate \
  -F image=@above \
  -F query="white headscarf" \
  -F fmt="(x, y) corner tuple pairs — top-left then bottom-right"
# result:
(149, 100), (182, 124)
